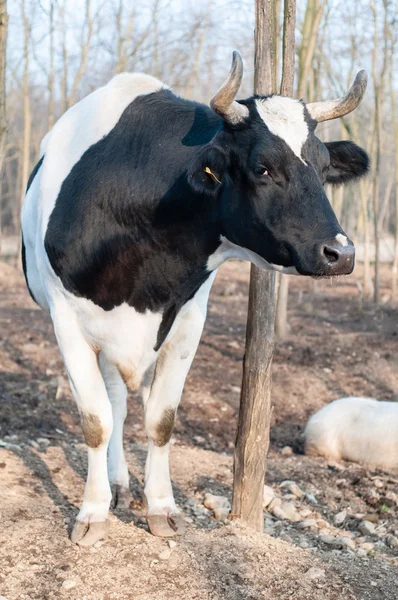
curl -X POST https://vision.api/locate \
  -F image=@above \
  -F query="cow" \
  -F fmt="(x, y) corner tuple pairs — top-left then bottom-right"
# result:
(304, 397), (398, 472)
(21, 51), (369, 546)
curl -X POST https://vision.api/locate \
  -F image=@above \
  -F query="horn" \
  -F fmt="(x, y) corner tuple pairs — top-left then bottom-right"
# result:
(307, 71), (368, 123)
(210, 51), (249, 124)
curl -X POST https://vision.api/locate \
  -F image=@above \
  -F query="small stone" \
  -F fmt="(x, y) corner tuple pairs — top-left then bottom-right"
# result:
(357, 548), (367, 558)
(319, 534), (335, 545)
(363, 513), (379, 523)
(374, 541), (386, 551)
(373, 479), (383, 489)
(268, 497), (282, 511)
(385, 491), (398, 504)
(364, 489), (380, 506)
(280, 501), (300, 522)
(272, 506), (288, 521)
(300, 509), (312, 519)
(386, 535), (398, 548)
(299, 541), (309, 549)
(316, 519), (328, 529)
(376, 526), (387, 536)
(335, 536), (356, 550)
(281, 446), (293, 456)
(37, 438), (50, 445)
(264, 525), (274, 535)
(334, 510), (347, 527)
(159, 548), (171, 560)
(263, 485), (275, 508)
(279, 532), (293, 543)
(280, 480), (304, 498)
(306, 567), (325, 581)
(298, 519), (318, 530)
(214, 507), (229, 521)
(168, 540), (177, 549)
(203, 493), (230, 511)
(62, 580), (77, 590)
(342, 530), (355, 538)
(305, 493), (318, 504)
(358, 520), (375, 536)
(360, 542), (374, 552)
(29, 440), (39, 449)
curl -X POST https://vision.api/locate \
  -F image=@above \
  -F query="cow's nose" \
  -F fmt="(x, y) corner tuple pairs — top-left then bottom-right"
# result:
(319, 239), (355, 275)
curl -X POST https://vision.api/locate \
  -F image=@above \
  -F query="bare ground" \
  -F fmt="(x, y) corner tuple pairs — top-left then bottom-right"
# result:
(1, 259), (398, 600)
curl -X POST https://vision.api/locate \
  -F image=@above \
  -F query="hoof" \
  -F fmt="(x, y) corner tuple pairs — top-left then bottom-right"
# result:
(111, 484), (132, 509)
(71, 519), (110, 547)
(147, 514), (186, 538)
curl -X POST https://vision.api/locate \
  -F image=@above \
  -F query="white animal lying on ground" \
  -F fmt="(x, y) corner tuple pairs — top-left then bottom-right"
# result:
(304, 396), (398, 472)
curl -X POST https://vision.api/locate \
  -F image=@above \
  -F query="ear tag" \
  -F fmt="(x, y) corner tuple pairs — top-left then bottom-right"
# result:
(205, 166), (222, 184)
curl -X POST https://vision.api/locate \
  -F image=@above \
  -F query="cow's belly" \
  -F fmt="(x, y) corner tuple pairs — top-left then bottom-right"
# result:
(63, 291), (162, 389)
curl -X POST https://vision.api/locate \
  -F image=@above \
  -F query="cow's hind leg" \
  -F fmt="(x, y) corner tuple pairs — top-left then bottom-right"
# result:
(98, 352), (132, 509)
(52, 306), (113, 546)
(144, 298), (208, 537)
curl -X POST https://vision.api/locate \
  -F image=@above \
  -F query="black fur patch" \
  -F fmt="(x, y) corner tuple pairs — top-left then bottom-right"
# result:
(44, 92), (221, 348)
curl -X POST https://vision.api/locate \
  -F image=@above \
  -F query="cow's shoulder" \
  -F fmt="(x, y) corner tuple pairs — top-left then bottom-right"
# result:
(37, 73), (167, 235)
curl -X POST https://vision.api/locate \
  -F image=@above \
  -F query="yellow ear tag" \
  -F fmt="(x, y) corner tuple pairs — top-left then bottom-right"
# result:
(205, 166), (222, 184)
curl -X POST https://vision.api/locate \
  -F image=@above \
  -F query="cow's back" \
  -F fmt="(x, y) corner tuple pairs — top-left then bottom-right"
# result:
(21, 72), (167, 309)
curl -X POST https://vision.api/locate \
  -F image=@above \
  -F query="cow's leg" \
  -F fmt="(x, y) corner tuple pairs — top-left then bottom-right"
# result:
(52, 307), (113, 546)
(144, 295), (209, 537)
(98, 352), (132, 509)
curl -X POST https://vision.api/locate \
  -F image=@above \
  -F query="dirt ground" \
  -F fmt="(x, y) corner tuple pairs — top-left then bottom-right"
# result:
(1, 258), (398, 600)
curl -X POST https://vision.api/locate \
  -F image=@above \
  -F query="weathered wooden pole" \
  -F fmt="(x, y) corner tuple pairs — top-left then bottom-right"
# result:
(231, 0), (296, 531)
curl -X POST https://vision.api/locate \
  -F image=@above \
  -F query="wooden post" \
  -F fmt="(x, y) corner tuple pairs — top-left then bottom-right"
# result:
(231, 0), (296, 531)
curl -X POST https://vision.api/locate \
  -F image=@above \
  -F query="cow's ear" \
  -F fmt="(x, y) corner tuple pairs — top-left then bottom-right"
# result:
(325, 141), (370, 185)
(188, 145), (228, 196)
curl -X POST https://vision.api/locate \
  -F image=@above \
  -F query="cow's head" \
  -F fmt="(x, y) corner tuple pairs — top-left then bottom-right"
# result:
(189, 52), (369, 276)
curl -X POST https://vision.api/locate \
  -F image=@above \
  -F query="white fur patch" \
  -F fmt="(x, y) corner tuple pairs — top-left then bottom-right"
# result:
(207, 235), (299, 274)
(255, 96), (308, 162)
(335, 233), (348, 247)
(304, 397), (398, 471)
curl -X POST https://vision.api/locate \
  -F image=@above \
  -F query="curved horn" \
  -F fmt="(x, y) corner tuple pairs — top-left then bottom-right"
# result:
(210, 51), (249, 124)
(307, 71), (368, 123)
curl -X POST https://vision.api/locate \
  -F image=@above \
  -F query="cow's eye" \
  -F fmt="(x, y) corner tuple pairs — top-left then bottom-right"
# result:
(254, 166), (270, 177)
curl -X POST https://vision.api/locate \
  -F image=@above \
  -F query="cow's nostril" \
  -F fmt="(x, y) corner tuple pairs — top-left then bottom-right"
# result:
(323, 245), (340, 263)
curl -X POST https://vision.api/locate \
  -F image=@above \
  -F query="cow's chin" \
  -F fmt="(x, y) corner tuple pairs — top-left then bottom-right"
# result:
(295, 263), (354, 278)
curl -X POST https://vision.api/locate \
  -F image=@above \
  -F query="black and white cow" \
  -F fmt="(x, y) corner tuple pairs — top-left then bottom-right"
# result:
(21, 52), (369, 546)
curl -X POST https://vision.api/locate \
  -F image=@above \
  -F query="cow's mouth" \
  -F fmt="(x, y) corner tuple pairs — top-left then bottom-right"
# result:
(293, 239), (355, 278)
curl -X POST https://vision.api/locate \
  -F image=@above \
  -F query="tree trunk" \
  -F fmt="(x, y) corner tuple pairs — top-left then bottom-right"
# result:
(231, 0), (295, 531)
(48, 1), (55, 129)
(0, 0), (6, 247)
(390, 31), (398, 299)
(19, 0), (30, 210)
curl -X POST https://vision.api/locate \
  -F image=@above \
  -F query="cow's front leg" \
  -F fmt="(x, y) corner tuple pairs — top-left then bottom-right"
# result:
(52, 308), (113, 546)
(144, 302), (206, 537)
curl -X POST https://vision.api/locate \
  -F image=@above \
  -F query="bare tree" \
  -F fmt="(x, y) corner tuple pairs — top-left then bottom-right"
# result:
(48, 0), (55, 129)
(390, 26), (398, 298)
(0, 0), (7, 180)
(68, 0), (93, 107)
(370, 0), (390, 304)
(19, 0), (31, 212)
